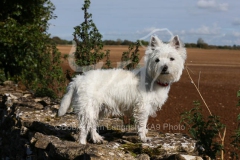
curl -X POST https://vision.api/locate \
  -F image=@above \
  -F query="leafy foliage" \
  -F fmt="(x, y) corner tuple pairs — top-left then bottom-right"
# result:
(121, 41), (140, 70)
(103, 39), (149, 46)
(237, 90), (240, 107)
(181, 101), (225, 159)
(34, 87), (57, 99)
(231, 123), (240, 159)
(230, 90), (240, 159)
(73, 0), (107, 72)
(0, 0), (65, 97)
(103, 50), (112, 69)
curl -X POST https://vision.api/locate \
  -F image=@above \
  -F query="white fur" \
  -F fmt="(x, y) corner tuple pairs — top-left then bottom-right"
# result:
(58, 35), (187, 144)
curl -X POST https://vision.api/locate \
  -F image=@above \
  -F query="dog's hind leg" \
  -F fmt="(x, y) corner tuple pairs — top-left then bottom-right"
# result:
(77, 112), (92, 144)
(78, 100), (104, 144)
(78, 113), (89, 144)
(90, 107), (104, 143)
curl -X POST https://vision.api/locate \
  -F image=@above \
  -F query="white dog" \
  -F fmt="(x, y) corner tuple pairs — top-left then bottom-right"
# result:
(58, 35), (186, 144)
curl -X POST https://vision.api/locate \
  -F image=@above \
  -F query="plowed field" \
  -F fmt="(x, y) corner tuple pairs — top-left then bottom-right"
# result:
(58, 45), (240, 157)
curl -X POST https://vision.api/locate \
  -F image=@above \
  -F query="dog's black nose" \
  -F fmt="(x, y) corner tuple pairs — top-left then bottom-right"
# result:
(162, 65), (168, 72)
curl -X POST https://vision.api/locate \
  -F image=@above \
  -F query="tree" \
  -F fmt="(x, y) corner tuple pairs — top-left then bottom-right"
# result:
(0, 0), (65, 97)
(116, 39), (123, 45)
(197, 38), (208, 49)
(51, 36), (71, 45)
(73, 0), (106, 72)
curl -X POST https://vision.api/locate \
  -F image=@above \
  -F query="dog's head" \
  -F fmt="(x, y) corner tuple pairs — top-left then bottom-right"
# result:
(145, 35), (187, 85)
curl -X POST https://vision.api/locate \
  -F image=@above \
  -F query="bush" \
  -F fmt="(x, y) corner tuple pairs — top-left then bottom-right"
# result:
(230, 90), (240, 159)
(181, 101), (225, 159)
(0, 0), (65, 97)
(34, 88), (57, 99)
(121, 41), (140, 70)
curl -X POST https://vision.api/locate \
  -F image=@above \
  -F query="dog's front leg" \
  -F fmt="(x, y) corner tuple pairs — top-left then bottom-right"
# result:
(135, 107), (150, 142)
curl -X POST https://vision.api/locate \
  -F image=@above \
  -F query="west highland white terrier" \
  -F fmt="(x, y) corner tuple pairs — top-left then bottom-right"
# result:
(58, 35), (187, 144)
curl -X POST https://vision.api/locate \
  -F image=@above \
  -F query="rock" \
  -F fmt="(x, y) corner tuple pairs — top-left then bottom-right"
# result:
(48, 140), (135, 160)
(20, 126), (28, 136)
(34, 132), (59, 149)
(99, 118), (124, 130)
(171, 154), (203, 160)
(0, 84), (203, 159)
(3, 80), (15, 86)
(23, 94), (32, 98)
(52, 104), (60, 110)
(137, 154), (150, 160)
(34, 97), (51, 106)
(8, 93), (18, 100)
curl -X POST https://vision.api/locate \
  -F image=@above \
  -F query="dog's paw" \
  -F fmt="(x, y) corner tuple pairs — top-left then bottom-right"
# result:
(145, 128), (148, 134)
(93, 134), (104, 144)
(93, 138), (104, 144)
(141, 136), (151, 143)
(139, 133), (151, 143)
(145, 137), (152, 142)
(79, 139), (87, 145)
(139, 135), (147, 142)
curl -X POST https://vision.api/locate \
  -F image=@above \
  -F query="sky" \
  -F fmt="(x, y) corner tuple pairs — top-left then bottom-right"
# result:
(48, 0), (240, 46)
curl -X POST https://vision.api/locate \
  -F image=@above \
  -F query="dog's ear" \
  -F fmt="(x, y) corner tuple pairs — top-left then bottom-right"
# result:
(170, 35), (181, 49)
(170, 35), (187, 60)
(150, 36), (162, 49)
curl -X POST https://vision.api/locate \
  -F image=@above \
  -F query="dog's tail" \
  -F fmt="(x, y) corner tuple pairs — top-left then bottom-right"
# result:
(58, 82), (75, 116)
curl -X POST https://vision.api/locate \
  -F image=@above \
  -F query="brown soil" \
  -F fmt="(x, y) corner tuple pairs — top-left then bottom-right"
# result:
(58, 45), (240, 157)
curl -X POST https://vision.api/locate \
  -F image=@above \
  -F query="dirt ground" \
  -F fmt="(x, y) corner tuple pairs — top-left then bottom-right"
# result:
(58, 45), (240, 157)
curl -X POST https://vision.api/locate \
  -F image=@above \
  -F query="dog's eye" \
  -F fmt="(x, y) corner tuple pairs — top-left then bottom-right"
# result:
(155, 58), (160, 63)
(170, 57), (175, 61)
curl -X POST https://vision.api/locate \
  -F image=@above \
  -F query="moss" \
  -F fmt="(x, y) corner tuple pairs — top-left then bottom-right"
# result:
(121, 143), (142, 157)
(121, 143), (165, 158)
(53, 115), (61, 120)
(45, 117), (51, 122)
(142, 145), (165, 158)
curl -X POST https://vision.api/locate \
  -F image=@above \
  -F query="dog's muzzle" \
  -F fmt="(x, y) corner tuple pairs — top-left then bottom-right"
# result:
(161, 65), (169, 74)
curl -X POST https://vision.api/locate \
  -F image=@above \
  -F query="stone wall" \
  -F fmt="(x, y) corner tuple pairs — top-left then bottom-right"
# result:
(0, 82), (203, 160)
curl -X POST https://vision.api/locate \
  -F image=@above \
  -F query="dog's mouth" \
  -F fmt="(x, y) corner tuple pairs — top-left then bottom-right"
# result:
(156, 80), (169, 87)
(160, 72), (169, 75)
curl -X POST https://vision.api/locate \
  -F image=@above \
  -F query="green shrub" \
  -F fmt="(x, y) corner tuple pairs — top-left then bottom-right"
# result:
(181, 101), (225, 159)
(121, 40), (140, 70)
(237, 90), (240, 107)
(34, 88), (57, 99)
(103, 50), (112, 69)
(73, 0), (107, 72)
(230, 90), (240, 159)
(0, 0), (65, 97)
